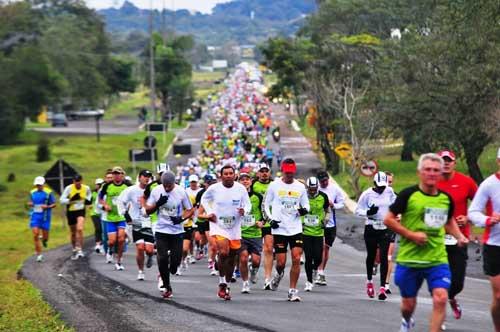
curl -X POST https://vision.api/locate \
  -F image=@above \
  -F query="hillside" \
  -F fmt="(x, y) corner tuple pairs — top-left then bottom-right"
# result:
(98, 0), (317, 45)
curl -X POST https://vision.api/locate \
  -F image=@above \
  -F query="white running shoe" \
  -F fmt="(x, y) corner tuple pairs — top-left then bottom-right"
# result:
(188, 255), (196, 264)
(36, 254), (43, 262)
(210, 267), (217, 276)
(249, 266), (258, 284)
(400, 318), (415, 332)
(95, 244), (101, 254)
(137, 271), (145, 280)
(115, 263), (124, 271)
(176, 269), (182, 276)
(288, 288), (301, 302)
(76, 250), (85, 259)
(264, 278), (272, 290)
(304, 281), (313, 292)
(157, 274), (165, 292)
(70, 250), (78, 260)
(271, 271), (284, 291)
(241, 281), (250, 294)
(106, 253), (114, 264)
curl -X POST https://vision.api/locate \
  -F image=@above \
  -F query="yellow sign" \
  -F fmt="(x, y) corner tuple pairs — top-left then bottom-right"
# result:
(334, 143), (352, 160)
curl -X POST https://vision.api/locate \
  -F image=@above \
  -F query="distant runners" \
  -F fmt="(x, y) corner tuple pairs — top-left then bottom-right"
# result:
(60, 174), (92, 260)
(384, 153), (468, 332)
(264, 158), (309, 301)
(28, 176), (56, 262)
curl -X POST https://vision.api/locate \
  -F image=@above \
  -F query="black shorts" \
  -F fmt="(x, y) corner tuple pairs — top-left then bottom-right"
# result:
(242, 237), (263, 255)
(324, 226), (337, 247)
(183, 227), (194, 240)
(273, 233), (303, 253)
(67, 210), (85, 226)
(132, 228), (155, 244)
(261, 226), (272, 237)
(387, 229), (397, 243)
(196, 220), (209, 234)
(483, 244), (500, 277)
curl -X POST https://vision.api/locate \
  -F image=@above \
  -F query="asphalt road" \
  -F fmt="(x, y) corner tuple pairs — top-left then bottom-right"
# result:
(32, 118), (141, 135)
(21, 105), (494, 331)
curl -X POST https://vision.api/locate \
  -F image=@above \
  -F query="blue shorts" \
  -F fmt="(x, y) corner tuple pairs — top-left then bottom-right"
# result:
(106, 221), (127, 234)
(395, 263), (451, 298)
(30, 217), (51, 231)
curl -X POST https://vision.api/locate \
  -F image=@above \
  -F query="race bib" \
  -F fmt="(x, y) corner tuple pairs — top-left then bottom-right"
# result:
(111, 197), (119, 206)
(73, 201), (84, 210)
(33, 205), (43, 213)
(242, 215), (256, 227)
(140, 217), (152, 229)
(372, 219), (387, 230)
(280, 197), (298, 214)
(160, 205), (177, 217)
(444, 234), (458, 245)
(219, 216), (236, 229)
(304, 215), (320, 227)
(424, 207), (448, 228)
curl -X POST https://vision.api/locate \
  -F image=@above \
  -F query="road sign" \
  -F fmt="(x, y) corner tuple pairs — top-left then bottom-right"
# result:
(145, 123), (166, 132)
(129, 149), (158, 162)
(143, 135), (157, 148)
(44, 159), (78, 195)
(360, 160), (379, 177)
(334, 143), (352, 160)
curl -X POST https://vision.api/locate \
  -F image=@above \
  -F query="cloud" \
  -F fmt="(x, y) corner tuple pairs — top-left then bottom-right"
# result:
(85, 0), (232, 14)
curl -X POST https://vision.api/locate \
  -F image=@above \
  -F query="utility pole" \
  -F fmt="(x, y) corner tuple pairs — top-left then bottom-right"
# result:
(149, 0), (157, 122)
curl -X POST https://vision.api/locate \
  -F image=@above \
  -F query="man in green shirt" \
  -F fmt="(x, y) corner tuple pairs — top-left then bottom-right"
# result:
(238, 173), (264, 293)
(251, 163), (274, 289)
(384, 153), (468, 332)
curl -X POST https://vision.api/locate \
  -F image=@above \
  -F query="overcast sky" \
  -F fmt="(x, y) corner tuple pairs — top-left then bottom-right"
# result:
(85, 0), (232, 14)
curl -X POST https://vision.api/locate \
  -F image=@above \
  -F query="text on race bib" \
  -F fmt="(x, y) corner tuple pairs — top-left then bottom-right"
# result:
(304, 215), (320, 227)
(219, 216), (236, 229)
(424, 207), (448, 228)
(371, 219), (387, 230)
(242, 215), (256, 227)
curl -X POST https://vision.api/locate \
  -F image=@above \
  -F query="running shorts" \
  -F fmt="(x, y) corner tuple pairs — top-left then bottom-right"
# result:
(213, 235), (241, 250)
(106, 220), (127, 233)
(67, 210), (85, 226)
(483, 244), (500, 277)
(132, 228), (155, 244)
(241, 237), (263, 255)
(395, 263), (451, 298)
(273, 233), (303, 253)
(324, 226), (337, 247)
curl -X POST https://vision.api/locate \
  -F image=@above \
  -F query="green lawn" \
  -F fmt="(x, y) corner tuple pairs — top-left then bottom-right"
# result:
(0, 130), (174, 331)
(192, 71), (226, 83)
(104, 89), (149, 120)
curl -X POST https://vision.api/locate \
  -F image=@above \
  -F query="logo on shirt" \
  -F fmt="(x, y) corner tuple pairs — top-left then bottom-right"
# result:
(232, 199), (240, 206)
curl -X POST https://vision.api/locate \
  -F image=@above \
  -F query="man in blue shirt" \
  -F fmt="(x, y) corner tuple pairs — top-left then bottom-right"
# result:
(29, 176), (56, 262)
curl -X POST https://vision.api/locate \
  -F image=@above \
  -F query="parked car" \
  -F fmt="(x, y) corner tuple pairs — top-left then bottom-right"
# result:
(66, 108), (104, 120)
(52, 113), (68, 127)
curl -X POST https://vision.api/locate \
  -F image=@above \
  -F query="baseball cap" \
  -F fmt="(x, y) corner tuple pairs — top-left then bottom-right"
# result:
(281, 158), (297, 173)
(258, 163), (270, 171)
(239, 172), (251, 179)
(437, 150), (456, 161)
(95, 178), (104, 185)
(139, 169), (153, 177)
(306, 177), (319, 187)
(111, 166), (125, 174)
(203, 174), (217, 183)
(317, 170), (329, 181)
(188, 174), (199, 182)
(373, 171), (388, 187)
(33, 176), (45, 186)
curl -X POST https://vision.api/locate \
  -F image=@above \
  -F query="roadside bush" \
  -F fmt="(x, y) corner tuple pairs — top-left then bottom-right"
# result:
(36, 138), (50, 162)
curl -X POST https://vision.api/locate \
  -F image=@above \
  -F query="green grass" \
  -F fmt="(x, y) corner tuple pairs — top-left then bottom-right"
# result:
(105, 89), (149, 120)
(0, 130), (175, 331)
(192, 71), (226, 83)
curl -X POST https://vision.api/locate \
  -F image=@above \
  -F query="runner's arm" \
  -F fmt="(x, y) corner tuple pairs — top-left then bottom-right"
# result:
(333, 187), (345, 209)
(355, 191), (370, 217)
(469, 184), (500, 227)
(60, 186), (70, 205)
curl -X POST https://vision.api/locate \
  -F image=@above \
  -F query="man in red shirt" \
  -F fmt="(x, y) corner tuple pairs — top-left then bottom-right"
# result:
(437, 150), (478, 321)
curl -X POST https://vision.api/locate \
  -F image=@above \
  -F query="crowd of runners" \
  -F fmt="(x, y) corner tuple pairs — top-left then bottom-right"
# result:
(27, 64), (500, 332)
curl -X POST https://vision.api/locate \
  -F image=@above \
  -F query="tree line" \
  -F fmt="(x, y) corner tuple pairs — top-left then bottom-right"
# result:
(261, 0), (500, 195)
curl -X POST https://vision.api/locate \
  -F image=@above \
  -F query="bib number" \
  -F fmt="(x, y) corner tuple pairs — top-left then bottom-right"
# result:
(160, 205), (177, 217)
(242, 215), (255, 227)
(304, 215), (320, 227)
(280, 198), (298, 214)
(219, 216), (236, 229)
(140, 217), (152, 229)
(444, 234), (458, 245)
(73, 201), (84, 210)
(371, 219), (387, 230)
(424, 208), (448, 228)
(33, 205), (43, 213)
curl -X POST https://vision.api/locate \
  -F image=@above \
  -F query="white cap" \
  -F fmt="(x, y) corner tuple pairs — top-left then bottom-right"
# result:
(306, 176), (319, 187)
(497, 147), (500, 159)
(34, 176), (45, 186)
(188, 174), (199, 182)
(95, 178), (104, 185)
(156, 163), (168, 174)
(373, 172), (388, 187)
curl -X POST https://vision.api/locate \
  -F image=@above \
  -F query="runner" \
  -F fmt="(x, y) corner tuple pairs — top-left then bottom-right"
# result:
(355, 172), (396, 300)
(195, 174), (218, 275)
(145, 171), (194, 298)
(316, 170), (345, 286)
(264, 158), (309, 301)
(384, 153), (468, 332)
(385, 171), (397, 294)
(90, 178), (104, 254)
(302, 177), (329, 292)
(251, 163), (274, 289)
(101, 170), (113, 255)
(99, 166), (129, 269)
(28, 176), (56, 262)
(179, 174), (202, 275)
(117, 169), (154, 280)
(468, 147), (500, 332)
(436, 150), (477, 323)
(201, 165), (251, 300)
(60, 174), (92, 260)
(238, 172), (264, 293)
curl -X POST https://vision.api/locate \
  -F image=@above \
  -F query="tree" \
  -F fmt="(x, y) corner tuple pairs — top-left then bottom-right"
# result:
(105, 55), (138, 95)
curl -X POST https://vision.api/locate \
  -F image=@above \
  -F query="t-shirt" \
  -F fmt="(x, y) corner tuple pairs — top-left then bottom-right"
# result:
(389, 185), (454, 268)
(319, 181), (345, 227)
(302, 192), (329, 237)
(252, 180), (272, 226)
(144, 181), (159, 222)
(356, 187), (397, 230)
(147, 184), (192, 235)
(264, 178), (310, 236)
(242, 191), (263, 238)
(60, 184), (91, 212)
(185, 187), (202, 228)
(201, 182), (251, 240)
(118, 184), (152, 231)
(437, 171), (477, 239)
(99, 182), (129, 222)
(30, 187), (55, 222)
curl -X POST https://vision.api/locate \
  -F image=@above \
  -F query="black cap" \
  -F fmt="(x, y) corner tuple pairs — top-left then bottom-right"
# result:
(317, 170), (329, 181)
(139, 169), (153, 177)
(73, 174), (83, 181)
